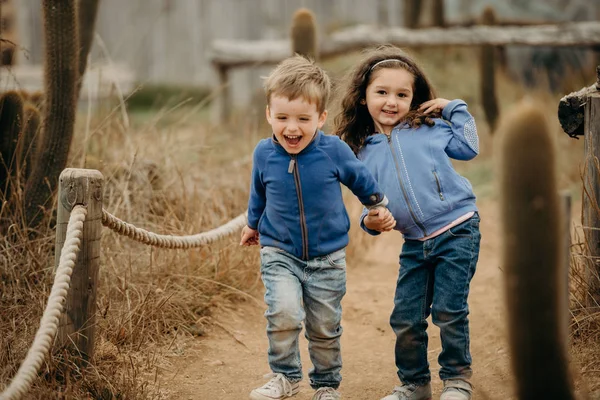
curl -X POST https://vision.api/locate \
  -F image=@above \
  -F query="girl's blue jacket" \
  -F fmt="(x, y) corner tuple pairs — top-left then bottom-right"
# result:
(247, 130), (388, 260)
(358, 99), (479, 239)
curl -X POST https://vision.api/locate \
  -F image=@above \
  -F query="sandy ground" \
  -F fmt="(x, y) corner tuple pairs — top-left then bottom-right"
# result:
(162, 199), (516, 399)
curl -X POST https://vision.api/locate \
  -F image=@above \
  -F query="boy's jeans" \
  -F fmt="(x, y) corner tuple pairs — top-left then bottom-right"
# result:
(391, 214), (481, 386)
(260, 246), (347, 390)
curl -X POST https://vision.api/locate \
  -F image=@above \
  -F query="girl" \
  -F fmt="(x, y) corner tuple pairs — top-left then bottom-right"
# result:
(334, 46), (481, 400)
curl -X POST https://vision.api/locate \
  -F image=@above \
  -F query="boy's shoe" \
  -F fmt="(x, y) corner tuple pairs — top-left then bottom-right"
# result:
(312, 387), (341, 400)
(380, 383), (432, 400)
(249, 373), (300, 400)
(440, 379), (473, 400)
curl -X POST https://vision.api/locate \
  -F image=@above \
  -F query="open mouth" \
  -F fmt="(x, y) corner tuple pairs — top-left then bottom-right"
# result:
(284, 135), (302, 146)
(382, 110), (397, 115)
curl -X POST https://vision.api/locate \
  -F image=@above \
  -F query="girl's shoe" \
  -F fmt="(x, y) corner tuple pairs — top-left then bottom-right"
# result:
(380, 383), (432, 400)
(312, 387), (341, 400)
(440, 379), (472, 400)
(249, 373), (300, 400)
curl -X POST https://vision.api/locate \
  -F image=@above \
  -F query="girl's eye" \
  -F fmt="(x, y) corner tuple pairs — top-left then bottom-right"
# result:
(377, 90), (386, 95)
(397, 93), (406, 98)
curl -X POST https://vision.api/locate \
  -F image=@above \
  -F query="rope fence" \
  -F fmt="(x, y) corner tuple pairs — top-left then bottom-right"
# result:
(0, 206), (87, 400)
(0, 168), (249, 400)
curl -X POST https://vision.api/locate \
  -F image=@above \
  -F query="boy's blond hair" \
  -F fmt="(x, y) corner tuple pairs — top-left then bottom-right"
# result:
(264, 55), (331, 114)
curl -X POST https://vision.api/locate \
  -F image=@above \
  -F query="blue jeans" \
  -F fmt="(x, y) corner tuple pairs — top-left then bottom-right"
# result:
(260, 246), (347, 389)
(391, 214), (481, 385)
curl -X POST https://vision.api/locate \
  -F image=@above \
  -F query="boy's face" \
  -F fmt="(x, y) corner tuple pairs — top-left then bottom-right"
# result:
(266, 95), (327, 154)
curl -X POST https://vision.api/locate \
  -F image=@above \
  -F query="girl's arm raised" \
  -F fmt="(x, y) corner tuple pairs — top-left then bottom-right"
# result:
(439, 99), (479, 161)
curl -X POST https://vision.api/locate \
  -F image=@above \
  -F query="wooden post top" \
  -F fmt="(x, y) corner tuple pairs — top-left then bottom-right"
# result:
(558, 65), (600, 138)
(58, 168), (104, 211)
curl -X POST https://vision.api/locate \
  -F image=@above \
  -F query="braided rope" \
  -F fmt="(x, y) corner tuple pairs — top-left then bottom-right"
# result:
(0, 206), (87, 400)
(101, 209), (248, 248)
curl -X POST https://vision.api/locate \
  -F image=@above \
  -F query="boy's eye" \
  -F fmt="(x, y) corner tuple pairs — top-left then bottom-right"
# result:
(277, 116), (287, 120)
(299, 117), (310, 122)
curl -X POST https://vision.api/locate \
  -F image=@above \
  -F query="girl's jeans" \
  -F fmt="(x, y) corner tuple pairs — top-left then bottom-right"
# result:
(260, 246), (347, 390)
(391, 214), (481, 385)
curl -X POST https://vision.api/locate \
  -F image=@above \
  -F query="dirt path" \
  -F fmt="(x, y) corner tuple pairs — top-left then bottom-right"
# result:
(163, 199), (516, 399)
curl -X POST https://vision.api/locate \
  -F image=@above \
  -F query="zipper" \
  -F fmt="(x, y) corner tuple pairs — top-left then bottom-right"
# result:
(387, 133), (428, 236)
(289, 155), (309, 260)
(433, 171), (444, 201)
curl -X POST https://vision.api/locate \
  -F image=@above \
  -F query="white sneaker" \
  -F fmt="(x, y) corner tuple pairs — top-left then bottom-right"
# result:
(380, 383), (432, 400)
(312, 387), (341, 400)
(249, 373), (300, 400)
(440, 379), (473, 400)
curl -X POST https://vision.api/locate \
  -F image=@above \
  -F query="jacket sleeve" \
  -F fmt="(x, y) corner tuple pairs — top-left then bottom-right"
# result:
(246, 144), (266, 230)
(335, 139), (388, 209)
(441, 99), (479, 161)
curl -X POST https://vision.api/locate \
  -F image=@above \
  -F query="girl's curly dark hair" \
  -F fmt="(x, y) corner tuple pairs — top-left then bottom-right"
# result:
(333, 45), (440, 154)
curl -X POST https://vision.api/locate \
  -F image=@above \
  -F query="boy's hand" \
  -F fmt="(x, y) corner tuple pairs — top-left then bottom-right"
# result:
(419, 98), (450, 114)
(240, 225), (259, 246)
(364, 207), (396, 232)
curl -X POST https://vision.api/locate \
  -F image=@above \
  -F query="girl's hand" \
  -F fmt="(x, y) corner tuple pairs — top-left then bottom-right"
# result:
(419, 98), (451, 114)
(364, 207), (396, 232)
(240, 225), (259, 246)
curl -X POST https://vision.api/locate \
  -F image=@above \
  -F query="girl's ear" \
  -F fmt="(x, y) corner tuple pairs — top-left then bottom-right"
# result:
(360, 99), (366, 105)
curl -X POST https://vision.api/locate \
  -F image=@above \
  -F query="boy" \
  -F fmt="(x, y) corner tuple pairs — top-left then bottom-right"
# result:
(240, 55), (395, 400)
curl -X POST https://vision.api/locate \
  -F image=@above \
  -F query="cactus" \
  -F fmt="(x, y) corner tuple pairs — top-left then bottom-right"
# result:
(403, 0), (422, 29)
(0, 0), (17, 66)
(431, 0), (445, 28)
(498, 102), (575, 399)
(290, 8), (318, 61)
(479, 6), (500, 133)
(76, 0), (100, 95)
(0, 91), (24, 199)
(18, 104), (42, 182)
(23, 0), (78, 226)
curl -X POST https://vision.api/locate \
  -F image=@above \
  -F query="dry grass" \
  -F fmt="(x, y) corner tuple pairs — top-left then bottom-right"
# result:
(0, 47), (599, 398)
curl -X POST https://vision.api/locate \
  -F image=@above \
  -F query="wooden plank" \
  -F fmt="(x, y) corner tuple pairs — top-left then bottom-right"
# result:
(210, 21), (600, 68)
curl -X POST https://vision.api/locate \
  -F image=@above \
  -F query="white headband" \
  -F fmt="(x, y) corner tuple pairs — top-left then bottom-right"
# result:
(370, 59), (403, 71)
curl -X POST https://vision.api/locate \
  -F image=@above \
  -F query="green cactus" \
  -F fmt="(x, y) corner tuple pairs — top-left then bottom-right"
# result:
(479, 6), (500, 133)
(290, 8), (318, 61)
(24, 0), (78, 226)
(498, 103), (575, 400)
(0, 91), (24, 199)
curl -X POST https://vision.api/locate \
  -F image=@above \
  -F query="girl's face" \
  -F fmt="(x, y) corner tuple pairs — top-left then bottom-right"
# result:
(365, 67), (414, 135)
(266, 95), (327, 154)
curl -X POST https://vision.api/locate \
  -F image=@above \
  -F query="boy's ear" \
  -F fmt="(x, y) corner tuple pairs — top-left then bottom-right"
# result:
(318, 109), (328, 129)
(265, 105), (272, 124)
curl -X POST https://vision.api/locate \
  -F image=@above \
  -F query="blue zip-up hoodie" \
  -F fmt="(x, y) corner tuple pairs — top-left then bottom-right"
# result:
(247, 130), (388, 260)
(358, 99), (479, 239)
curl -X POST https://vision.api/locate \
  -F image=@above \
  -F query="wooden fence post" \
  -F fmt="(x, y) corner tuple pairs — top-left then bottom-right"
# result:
(561, 191), (572, 341)
(55, 168), (103, 363)
(583, 89), (600, 308)
(215, 64), (231, 124)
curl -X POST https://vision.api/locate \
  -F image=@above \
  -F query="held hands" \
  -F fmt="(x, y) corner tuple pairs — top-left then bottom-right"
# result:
(419, 98), (450, 114)
(364, 207), (396, 232)
(240, 225), (259, 246)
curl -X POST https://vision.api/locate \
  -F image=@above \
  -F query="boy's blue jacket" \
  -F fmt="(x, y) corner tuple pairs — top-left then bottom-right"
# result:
(247, 130), (388, 260)
(358, 99), (479, 239)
